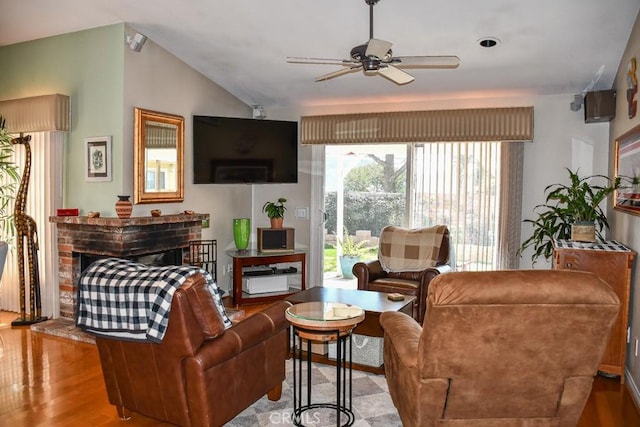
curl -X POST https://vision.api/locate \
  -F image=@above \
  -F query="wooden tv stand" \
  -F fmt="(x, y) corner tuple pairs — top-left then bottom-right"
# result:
(226, 249), (306, 306)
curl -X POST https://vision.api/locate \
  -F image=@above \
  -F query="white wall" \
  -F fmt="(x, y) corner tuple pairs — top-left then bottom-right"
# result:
(121, 30), (320, 293)
(122, 28), (254, 291)
(609, 9), (640, 399)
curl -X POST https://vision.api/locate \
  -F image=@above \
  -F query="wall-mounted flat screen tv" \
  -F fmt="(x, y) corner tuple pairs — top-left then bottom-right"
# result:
(193, 115), (298, 184)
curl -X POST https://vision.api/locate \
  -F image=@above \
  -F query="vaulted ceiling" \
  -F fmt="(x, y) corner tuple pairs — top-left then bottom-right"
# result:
(1, 0), (639, 109)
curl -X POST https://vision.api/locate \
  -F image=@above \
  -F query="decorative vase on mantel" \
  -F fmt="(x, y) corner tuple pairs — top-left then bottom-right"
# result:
(115, 195), (133, 219)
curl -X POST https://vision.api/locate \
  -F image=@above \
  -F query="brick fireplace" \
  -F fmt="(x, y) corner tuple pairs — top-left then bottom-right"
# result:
(50, 213), (209, 319)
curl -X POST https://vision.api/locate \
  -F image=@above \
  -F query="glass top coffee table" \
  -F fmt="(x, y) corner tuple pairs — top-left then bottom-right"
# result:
(287, 287), (415, 374)
(286, 302), (365, 427)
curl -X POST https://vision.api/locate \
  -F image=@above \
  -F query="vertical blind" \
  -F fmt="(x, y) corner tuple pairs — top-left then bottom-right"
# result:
(412, 141), (502, 270)
(0, 132), (63, 315)
(301, 107), (534, 144)
(497, 142), (524, 269)
(145, 121), (178, 148)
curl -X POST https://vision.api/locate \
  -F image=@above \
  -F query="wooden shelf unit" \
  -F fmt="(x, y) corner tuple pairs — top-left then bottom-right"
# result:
(553, 240), (636, 383)
(227, 249), (306, 306)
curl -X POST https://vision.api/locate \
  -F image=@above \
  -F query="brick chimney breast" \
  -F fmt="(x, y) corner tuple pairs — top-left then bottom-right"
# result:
(50, 213), (209, 319)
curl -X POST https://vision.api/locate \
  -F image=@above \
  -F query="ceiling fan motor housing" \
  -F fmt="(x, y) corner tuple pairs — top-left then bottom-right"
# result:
(363, 58), (380, 71)
(351, 43), (392, 71)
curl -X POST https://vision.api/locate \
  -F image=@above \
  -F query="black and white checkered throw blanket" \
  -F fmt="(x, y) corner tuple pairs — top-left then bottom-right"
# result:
(76, 257), (231, 343)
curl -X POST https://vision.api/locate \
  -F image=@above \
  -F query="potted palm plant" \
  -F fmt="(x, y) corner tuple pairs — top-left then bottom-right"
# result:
(518, 168), (620, 264)
(0, 116), (20, 279)
(262, 197), (287, 228)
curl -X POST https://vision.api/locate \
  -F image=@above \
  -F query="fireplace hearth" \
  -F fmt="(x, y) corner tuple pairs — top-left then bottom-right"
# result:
(50, 213), (209, 319)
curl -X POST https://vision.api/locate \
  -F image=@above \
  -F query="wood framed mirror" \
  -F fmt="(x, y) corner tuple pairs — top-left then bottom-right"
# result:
(134, 108), (184, 204)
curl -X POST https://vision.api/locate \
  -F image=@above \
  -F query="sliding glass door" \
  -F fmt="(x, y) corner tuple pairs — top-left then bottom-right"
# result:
(315, 141), (502, 286)
(323, 144), (408, 283)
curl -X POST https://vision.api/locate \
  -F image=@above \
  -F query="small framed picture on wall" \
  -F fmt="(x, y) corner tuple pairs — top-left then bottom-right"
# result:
(85, 136), (112, 182)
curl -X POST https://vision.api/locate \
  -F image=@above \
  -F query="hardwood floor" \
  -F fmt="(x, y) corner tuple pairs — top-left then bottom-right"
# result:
(1, 310), (639, 426)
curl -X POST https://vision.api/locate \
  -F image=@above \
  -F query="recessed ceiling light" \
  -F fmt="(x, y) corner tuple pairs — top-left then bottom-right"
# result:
(478, 37), (500, 48)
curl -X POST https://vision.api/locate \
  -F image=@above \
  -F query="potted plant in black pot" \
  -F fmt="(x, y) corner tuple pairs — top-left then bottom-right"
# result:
(518, 168), (620, 264)
(0, 116), (20, 279)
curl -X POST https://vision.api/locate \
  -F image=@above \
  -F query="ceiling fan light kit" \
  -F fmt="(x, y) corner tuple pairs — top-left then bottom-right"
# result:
(288, 0), (459, 85)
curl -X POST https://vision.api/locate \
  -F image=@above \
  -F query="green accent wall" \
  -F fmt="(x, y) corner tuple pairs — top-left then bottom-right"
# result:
(0, 24), (125, 212)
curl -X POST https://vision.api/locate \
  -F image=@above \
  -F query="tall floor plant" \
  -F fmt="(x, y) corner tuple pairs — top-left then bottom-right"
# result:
(0, 116), (20, 244)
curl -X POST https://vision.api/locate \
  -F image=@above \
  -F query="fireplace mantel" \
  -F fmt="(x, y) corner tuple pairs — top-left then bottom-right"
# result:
(50, 213), (208, 228)
(50, 213), (209, 318)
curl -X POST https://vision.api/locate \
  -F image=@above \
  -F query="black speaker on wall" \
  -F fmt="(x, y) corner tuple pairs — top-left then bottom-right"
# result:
(584, 90), (616, 123)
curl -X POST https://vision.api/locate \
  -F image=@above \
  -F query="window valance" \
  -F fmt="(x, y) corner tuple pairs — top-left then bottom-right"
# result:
(0, 94), (70, 133)
(301, 106), (533, 144)
(145, 121), (177, 149)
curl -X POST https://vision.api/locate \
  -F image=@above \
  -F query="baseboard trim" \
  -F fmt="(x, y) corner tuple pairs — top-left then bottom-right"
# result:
(625, 368), (640, 411)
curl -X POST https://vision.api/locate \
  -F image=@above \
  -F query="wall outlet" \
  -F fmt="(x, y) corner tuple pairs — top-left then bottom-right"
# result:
(225, 264), (233, 274)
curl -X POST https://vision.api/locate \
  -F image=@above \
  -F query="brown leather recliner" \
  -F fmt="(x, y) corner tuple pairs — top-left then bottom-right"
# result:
(353, 226), (452, 323)
(93, 273), (291, 427)
(380, 270), (620, 427)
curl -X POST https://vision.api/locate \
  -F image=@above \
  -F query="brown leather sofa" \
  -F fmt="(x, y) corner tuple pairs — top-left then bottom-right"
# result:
(380, 270), (620, 427)
(93, 273), (291, 427)
(353, 226), (452, 323)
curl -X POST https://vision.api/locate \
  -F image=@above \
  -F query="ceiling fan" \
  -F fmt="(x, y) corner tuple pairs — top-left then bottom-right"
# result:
(287, 0), (460, 85)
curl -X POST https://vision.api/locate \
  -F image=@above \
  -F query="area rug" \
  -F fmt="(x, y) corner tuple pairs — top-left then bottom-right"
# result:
(226, 359), (402, 427)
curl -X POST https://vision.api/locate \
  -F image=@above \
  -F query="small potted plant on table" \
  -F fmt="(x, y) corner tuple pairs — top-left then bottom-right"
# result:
(262, 198), (287, 228)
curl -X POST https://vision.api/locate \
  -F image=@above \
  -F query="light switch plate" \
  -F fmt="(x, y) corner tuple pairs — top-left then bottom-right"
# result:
(295, 207), (309, 220)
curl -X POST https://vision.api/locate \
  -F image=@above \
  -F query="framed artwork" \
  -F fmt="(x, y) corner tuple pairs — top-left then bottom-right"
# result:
(614, 124), (640, 216)
(85, 136), (112, 182)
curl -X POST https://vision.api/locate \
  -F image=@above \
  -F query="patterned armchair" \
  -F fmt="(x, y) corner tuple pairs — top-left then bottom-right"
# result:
(352, 225), (452, 323)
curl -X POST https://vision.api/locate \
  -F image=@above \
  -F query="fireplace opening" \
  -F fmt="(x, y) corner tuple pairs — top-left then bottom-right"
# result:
(79, 248), (185, 272)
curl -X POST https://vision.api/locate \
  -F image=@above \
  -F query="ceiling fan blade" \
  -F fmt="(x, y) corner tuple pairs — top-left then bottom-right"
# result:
(287, 57), (357, 66)
(315, 66), (362, 82)
(365, 38), (393, 59)
(377, 65), (414, 85)
(392, 55), (460, 69)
